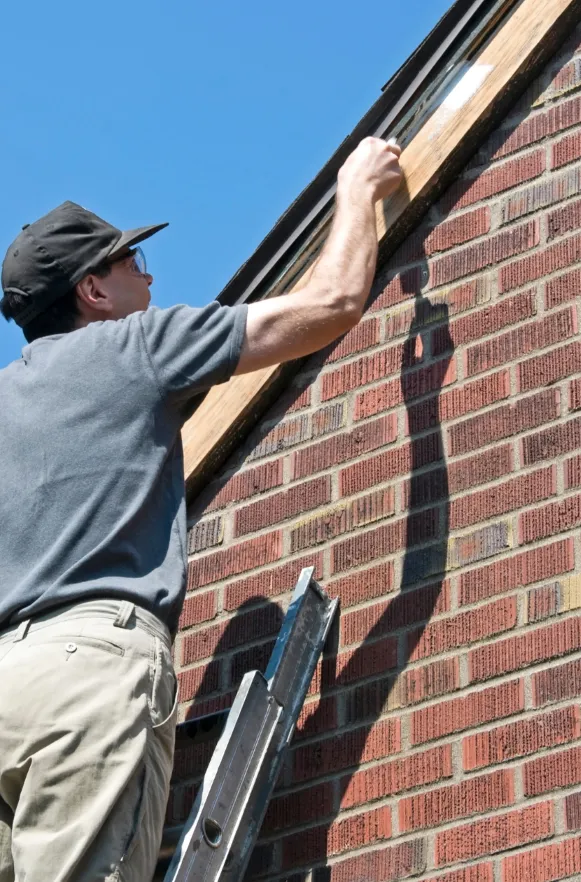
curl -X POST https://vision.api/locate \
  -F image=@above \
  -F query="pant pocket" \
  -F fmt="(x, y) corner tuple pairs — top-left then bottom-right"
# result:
(149, 637), (178, 731)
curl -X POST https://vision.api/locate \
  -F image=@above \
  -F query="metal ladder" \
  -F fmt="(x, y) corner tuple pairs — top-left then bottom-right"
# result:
(164, 566), (338, 882)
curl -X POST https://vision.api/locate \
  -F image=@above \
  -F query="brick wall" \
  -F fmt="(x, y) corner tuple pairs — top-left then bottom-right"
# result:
(171, 26), (581, 882)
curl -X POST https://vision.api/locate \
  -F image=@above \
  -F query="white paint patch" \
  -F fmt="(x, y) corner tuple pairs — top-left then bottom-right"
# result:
(442, 63), (494, 111)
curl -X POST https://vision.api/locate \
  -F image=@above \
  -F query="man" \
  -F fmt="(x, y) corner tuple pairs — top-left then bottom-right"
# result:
(0, 136), (402, 882)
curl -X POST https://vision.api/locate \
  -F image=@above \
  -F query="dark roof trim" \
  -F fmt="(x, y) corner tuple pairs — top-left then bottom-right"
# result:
(216, 0), (516, 308)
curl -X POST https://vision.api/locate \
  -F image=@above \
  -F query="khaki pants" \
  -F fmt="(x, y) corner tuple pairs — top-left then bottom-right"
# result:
(0, 599), (178, 882)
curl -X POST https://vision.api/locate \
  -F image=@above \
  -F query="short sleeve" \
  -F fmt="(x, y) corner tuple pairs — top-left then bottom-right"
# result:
(138, 302), (248, 404)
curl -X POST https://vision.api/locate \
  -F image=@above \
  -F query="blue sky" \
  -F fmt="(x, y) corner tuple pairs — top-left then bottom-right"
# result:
(0, 0), (450, 367)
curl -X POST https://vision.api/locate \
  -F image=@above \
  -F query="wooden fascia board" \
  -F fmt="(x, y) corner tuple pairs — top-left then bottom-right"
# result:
(183, 0), (581, 500)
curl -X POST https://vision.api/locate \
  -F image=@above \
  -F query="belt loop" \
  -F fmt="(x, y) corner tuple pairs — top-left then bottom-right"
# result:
(113, 601), (135, 629)
(13, 619), (31, 642)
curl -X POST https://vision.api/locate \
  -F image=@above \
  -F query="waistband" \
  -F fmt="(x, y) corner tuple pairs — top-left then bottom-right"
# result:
(0, 599), (171, 647)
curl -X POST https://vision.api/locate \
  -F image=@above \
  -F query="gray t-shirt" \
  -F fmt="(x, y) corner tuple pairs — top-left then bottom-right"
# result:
(0, 302), (247, 634)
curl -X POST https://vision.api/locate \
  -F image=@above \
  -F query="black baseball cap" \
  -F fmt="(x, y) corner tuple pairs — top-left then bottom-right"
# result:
(1, 201), (168, 327)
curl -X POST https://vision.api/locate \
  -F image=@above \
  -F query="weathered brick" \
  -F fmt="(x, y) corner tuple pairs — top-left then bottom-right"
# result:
(546, 267), (581, 310)
(354, 358), (456, 421)
(331, 508), (439, 574)
(262, 782), (333, 835)
(187, 516), (223, 554)
(448, 389), (560, 457)
(312, 401), (346, 437)
(234, 476), (331, 537)
(524, 744), (581, 795)
(502, 836), (581, 882)
(290, 488), (395, 553)
(326, 560), (395, 608)
(502, 166), (581, 223)
(205, 460), (284, 512)
(519, 494), (581, 544)
(178, 590), (217, 630)
(565, 452), (581, 489)
(527, 583), (561, 623)
(292, 415), (397, 479)
(533, 657), (581, 706)
(292, 717), (400, 783)
(465, 308), (576, 377)
(470, 615), (581, 682)
(248, 414), (311, 461)
(548, 196), (581, 240)
(408, 596), (517, 662)
(281, 805), (391, 868)
(447, 522), (512, 570)
(499, 230), (581, 293)
(340, 433), (443, 497)
(441, 152), (545, 213)
(340, 580), (450, 646)
(432, 292), (536, 354)
(431, 220), (539, 287)
(449, 466), (556, 530)
(180, 601), (283, 666)
(398, 769), (514, 833)
(340, 745), (453, 809)
(463, 706), (581, 770)
(223, 552), (323, 609)
(318, 840), (426, 882)
(435, 802), (553, 866)
(566, 793), (581, 831)
(187, 531), (282, 590)
(571, 377), (581, 411)
(553, 130), (581, 169)
(410, 679), (524, 745)
(519, 340), (581, 394)
(323, 317), (381, 364)
(405, 371), (511, 435)
(459, 539), (575, 605)
(523, 416), (581, 465)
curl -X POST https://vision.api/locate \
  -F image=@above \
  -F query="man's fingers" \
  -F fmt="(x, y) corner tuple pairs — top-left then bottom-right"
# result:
(385, 138), (402, 158)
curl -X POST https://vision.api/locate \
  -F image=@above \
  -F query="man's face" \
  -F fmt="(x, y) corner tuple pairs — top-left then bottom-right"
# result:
(98, 251), (153, 319)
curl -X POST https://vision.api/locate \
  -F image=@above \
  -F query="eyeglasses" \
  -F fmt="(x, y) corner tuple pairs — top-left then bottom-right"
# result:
(128, 246), (147, 276)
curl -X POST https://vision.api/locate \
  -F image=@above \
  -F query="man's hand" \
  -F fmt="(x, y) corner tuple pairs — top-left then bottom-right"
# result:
(234, 138), (403, 376)
(337, 137), (403, 204)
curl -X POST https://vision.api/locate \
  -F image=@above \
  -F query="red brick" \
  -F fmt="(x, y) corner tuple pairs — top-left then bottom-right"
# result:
(262, 782), (333, 835)
(172, 738), (219, 781)
(519, 494), (581, 544)
(533, 657), (581, 706)
(499, 231), (581, 293)
(178, 590), (217, 630)
(181, 602), (283, 666)
(411, 679), (524, 745)
(322, 342), (416, 402)
(431, 220), (539, 287)
(326, 560), (395, 608)
(292, 717), (401, 783)
(523, 416), (581, 466)
(205, 460), (284, 511)
(320, 840), (426, 882)
(331, 507), (439, 574)
(403, 451), (511, 511)
(502, 167), (581, 225)
(177, 659), (221, 702)
(571, 377), (581, 411)
(519, 340), (581, 394)
(285, 384), (311, 412)
(292, 415), (397, 479)
(459, 539), (575, 606)
(553, 130), (581, 169)
(399, 769), (514, 833)
(281, 805), (391, 868)
(441, 152), (545, 213)
(234, 476), (331, 537)
(408, 597), (517, 663)
(406, 371), (511, 435)
(566, 794), (581, 831)
(340, 580), (450, 646)
(435, 802), (553, 866)
(248, 414), (310, 461)
(548, 196), (581, 240)
(565, 453), (581, 489)
(551, 57), (581, 97)
(187, 516), (223, 554)
(290, 488), (395, 553)
(187, 531), (282, 590)
(448, 389), (560, 458)
(332, 635), (399, 687)
(223, 552), (323, 609)
(229, 639), (276, 688)
(524, 744), (581, 796)
(295, 694), (337, 740)
(502, 836), (581, 882)
(370, 265), (423, 312)
(432, 292), (536, 355)
(354, 358), (456, 421)
(481, 94), (581, 162)
(323, 317), (381, 364)
(449, 466), (556, 530)
(463, 706), (581, 771)
(527, 583), (561, 622)
(391, 208), (491, 265)
(340, 433), (443, 497)
(340, 745), (453, 809)
(384, 282), (483, 339)
(470, 616), (581, 682)
(546, 267), (581, 310)
(419, 868), (493, 882)
(465, 308), (576, 377)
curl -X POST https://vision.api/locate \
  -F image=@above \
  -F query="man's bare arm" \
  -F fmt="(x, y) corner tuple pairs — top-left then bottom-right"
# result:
(234, 138), (402, 375)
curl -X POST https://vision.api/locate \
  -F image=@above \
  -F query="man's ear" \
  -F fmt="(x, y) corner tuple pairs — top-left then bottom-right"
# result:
(75, 274), (113, 316)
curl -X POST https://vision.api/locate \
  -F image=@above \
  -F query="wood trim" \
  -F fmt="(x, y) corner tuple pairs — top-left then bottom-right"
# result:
(183, 0), (581, 498)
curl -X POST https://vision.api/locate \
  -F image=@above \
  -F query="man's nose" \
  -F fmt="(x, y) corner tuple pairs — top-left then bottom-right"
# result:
(145, 273), (154, 286)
